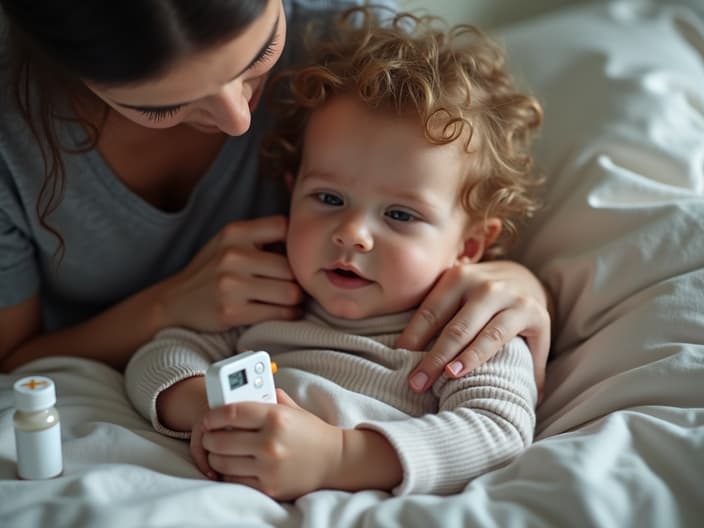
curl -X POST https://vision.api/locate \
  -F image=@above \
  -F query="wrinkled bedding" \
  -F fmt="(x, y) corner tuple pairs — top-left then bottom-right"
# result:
(1, 1), (703, 526)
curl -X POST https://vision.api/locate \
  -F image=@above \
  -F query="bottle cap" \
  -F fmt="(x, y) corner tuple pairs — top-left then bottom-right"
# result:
(14, 376), (56, 412)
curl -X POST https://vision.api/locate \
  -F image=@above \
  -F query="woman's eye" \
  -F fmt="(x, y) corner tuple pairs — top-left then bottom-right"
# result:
(386, 209), (417, 222)
(248, 39), (279, 71)
(316, 192), (343, 206)
(136, 105), (184, 122)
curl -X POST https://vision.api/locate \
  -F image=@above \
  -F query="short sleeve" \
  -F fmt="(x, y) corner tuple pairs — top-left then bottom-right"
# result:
(0, 160), (39, 308)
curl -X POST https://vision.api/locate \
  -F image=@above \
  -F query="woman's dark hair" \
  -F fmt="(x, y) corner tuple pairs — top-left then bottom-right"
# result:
(0, 0), (267, 257)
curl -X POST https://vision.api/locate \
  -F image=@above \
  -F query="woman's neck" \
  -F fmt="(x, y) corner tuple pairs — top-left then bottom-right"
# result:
(73, 93), (227, 211)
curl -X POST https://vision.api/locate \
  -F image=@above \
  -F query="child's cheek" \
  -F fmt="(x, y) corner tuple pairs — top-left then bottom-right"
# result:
(381, 245), (441, 311)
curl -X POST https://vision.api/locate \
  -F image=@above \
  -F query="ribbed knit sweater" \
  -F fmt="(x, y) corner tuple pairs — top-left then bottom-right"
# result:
(125, 302), (537, 495)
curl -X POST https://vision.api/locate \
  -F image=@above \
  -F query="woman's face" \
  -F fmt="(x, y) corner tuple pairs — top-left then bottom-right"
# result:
(85, 0), (286, 136)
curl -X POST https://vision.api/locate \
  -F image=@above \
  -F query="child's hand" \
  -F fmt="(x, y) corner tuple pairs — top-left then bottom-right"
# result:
(199, 389), (344, 500)
(191, 420), (219, 481)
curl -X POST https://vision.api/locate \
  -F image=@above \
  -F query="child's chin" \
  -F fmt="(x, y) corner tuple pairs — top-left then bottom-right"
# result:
(323, 300), (372, 320)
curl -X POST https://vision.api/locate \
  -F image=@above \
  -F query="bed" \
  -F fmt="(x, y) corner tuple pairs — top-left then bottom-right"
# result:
(1, 0), (703, 526)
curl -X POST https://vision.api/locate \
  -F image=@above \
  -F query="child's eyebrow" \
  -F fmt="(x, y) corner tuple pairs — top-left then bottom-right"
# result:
(383, 188), (441, 209)
(297, 169), (339, 184)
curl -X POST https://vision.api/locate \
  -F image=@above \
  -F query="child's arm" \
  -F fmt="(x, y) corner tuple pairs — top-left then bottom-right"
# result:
(124, 327), (237, 437)
(198, 388), (403, 499)
(359, 337), (537, 495)
(197, 339), (534, 498)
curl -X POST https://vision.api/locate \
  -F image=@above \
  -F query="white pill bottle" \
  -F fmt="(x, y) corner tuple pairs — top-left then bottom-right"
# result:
(13, 376), (63, 479)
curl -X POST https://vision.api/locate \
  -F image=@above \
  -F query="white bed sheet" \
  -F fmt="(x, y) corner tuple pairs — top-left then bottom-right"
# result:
(2, 1), (703, 526)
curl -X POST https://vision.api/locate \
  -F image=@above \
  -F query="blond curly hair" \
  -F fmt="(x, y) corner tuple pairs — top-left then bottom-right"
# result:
(264, 6), (543, 258)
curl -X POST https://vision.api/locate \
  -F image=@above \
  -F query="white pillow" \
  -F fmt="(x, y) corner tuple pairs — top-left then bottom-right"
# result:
(496, 0), (704, 436)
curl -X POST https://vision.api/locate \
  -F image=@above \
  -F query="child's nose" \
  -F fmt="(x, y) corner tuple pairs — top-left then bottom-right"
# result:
(332, 214), (374, 252)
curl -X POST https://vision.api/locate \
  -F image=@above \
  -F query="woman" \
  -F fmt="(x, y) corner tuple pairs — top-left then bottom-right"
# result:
(0, 0), (550, 392)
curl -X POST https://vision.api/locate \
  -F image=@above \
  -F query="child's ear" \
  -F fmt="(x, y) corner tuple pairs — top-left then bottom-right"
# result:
(458, 218), (502, 263)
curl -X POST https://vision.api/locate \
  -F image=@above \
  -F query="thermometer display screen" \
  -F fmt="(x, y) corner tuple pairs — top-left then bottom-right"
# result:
(228, 369), (248, 390)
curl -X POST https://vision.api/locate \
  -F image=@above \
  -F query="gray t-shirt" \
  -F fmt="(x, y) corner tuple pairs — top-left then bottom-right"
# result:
(0, 0), (383, 330)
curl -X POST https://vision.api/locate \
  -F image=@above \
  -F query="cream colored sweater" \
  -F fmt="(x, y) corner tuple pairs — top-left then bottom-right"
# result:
(125, 302), (537, 495)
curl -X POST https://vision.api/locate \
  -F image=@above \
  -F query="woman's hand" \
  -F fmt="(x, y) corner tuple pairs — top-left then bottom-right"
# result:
(398, 260), (552, 397)
(158, 215), (304, 332)
(196, 389), (344, 500)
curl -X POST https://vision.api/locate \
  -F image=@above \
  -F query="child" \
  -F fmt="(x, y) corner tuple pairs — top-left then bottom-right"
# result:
(125, 7), (543, 500)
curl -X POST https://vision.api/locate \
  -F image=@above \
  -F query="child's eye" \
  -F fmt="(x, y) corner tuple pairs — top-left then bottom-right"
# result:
(385, 209), (417, 222)
(136, 105), (185, 122)
(316, 192), (344, 206)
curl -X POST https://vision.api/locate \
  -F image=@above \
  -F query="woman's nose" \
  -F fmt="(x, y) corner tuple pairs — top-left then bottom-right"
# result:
(332, 214), (374, 252)
(209, 79), (252, 136)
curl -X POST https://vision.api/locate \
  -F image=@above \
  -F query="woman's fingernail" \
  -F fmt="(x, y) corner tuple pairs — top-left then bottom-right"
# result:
(447, 361), (463, 376)
(410, 372), (428, 391)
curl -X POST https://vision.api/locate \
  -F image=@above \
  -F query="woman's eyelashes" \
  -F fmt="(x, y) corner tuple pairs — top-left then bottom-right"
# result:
(137, 105), (185, 122)
(135, 45), (279, 122)
(249, 38), (279, 71)
(133, 34), (281, 123)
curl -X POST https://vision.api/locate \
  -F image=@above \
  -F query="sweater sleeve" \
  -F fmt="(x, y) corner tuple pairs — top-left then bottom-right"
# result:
(124, 327), (238, 438)
(357, 337), (537, 495)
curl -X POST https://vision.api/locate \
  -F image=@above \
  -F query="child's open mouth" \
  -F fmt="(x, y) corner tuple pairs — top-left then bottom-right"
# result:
(324, 268), (373, 289)
(334, 268), (360, 278)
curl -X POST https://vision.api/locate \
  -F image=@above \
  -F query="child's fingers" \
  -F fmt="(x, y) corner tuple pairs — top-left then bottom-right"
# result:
(203, 402), (268, 431)
(275, 388), (301, 409)
(202, 429), (264, 457)
(190, 423), (218, 480)
(208, 452), (260, 478)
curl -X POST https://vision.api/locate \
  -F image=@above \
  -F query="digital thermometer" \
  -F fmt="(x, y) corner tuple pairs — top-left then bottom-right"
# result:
(205, 351), (277, 409)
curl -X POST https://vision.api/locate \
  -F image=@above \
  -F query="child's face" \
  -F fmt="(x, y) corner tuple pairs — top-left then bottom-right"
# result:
(287, 96), (485, 319)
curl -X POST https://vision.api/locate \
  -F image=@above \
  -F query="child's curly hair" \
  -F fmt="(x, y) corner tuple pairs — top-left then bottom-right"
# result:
(263, 6), (543, 258)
